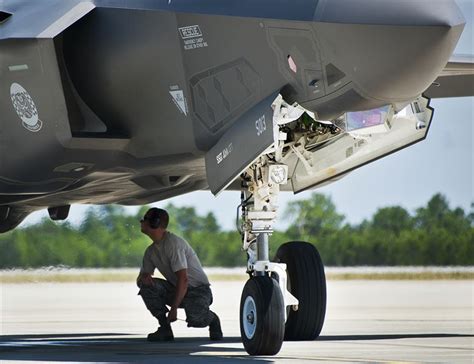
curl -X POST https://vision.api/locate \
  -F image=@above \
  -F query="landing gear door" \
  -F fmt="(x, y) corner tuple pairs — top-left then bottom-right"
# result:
(290, 97), (434, 193)
(205, 92), (278, 195)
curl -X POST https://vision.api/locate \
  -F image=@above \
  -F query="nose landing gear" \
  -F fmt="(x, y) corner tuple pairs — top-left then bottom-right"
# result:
(237, 157), (326, 355)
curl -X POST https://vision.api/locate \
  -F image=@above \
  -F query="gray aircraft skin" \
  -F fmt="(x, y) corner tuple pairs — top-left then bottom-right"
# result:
(1, 0), (474, 356)
(0, 0), (472, 232)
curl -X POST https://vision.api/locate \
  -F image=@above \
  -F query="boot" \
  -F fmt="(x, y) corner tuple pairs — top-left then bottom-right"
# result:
(148, 314), (174, 342)
(209, 312), (223, 341)
(147, 325), (174, 342)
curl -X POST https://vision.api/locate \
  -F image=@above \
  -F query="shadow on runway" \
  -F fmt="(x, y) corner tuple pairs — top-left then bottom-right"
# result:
(0, 333), (263, 363)
(0, 333), (130, 340)
(2, 332), (473, 362)
(318, 333), (474, 341)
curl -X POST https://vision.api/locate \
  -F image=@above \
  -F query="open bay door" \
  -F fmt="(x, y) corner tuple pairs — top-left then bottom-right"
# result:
(205, 92), (278, 195)
(206, 92), (435, 195)
(275, 97), (434, 193)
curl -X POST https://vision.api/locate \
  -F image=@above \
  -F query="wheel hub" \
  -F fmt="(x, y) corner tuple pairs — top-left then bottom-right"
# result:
(243, 296), (257, 339)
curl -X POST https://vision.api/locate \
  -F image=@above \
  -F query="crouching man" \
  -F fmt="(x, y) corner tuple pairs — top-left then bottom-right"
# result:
(137, 207), (223, 341)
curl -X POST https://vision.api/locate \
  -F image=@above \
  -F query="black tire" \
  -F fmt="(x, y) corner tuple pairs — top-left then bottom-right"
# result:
(274, 241), (326, 341)
(239, 276), (285, 355)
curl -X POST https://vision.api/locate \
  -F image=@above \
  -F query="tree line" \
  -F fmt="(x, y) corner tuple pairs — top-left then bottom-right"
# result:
(0, 193), (472, 268)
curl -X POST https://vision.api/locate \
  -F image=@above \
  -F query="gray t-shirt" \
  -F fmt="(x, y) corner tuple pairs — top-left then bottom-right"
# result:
(140, 231), (209, 287)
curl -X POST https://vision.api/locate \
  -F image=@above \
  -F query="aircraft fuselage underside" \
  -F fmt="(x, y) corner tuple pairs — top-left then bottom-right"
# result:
(0, 0), (465, 231)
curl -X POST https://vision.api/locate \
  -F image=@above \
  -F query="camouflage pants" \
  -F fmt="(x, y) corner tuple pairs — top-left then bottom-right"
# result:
(139, 278), (214, 328)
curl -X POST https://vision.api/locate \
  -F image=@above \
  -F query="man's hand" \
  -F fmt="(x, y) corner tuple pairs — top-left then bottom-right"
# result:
(136, 273), (153, 288)
(167, 307), (178, 323)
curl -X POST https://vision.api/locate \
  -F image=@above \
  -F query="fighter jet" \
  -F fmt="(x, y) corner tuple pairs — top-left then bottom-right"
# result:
(1, 0), (472, 355)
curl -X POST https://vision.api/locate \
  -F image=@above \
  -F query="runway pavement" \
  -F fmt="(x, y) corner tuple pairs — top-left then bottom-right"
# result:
(1, 279), (473, 363)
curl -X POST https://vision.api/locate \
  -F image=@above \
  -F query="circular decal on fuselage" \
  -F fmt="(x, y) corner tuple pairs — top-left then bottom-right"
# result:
(10, 83), (42, 132)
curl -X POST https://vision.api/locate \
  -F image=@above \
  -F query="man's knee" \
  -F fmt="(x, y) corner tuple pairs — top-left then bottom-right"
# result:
(138, 278), (169, 297)
(138, 279), (172, 316)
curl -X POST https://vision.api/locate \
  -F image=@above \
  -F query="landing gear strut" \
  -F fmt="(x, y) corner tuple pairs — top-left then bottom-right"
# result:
(237, 157), (291, 355)
(237, 155), (327, 356)
(234, 96), (328, 355)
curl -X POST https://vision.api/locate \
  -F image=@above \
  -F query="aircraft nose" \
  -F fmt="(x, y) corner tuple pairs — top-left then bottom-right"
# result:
(312, 0), (466, 102)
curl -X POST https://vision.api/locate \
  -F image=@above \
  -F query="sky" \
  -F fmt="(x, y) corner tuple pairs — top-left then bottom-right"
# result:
(21, 0), (473, 231)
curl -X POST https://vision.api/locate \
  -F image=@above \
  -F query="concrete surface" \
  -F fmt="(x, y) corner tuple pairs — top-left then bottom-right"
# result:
(1, 280), (473, 363)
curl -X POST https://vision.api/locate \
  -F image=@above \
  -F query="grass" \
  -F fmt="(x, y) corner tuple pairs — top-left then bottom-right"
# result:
(1, 271), (472, 284)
